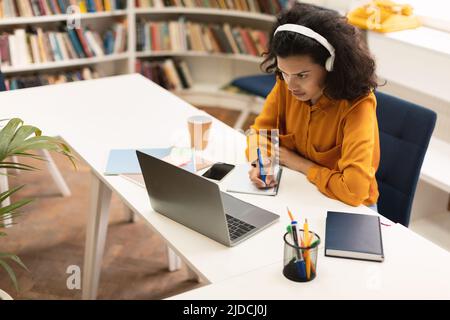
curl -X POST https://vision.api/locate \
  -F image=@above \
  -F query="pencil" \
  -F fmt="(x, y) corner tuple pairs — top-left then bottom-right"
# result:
(286, 207), (294, 222)
(304, 219), (311, 280)
(301, 238), (316, 276)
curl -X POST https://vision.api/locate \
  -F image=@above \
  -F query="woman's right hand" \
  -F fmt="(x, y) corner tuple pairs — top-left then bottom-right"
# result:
(248, 160), (277, 189)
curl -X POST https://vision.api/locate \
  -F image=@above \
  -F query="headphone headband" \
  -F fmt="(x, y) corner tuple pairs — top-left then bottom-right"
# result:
(274, 24), (335, 71)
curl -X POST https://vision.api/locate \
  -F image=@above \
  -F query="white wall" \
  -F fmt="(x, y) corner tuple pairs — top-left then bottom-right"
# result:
(367, 30), (450, 143)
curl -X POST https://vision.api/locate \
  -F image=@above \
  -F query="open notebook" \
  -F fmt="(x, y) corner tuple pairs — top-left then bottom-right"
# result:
(224, 163), (282, 196)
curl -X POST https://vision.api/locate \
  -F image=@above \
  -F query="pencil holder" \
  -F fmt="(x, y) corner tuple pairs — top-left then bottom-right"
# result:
(283, 230), (320, 282)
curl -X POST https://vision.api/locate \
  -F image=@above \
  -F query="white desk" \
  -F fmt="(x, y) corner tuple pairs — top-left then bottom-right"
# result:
(2, 74), (450, 300)
(171, 223), (450, 299)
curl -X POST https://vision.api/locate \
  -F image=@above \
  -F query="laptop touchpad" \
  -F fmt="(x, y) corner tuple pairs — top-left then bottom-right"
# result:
(221, 192), (273, 227)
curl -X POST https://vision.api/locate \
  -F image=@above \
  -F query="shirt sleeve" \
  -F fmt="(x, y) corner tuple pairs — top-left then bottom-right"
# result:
(306, 97), (377, 206)
(245, 78), (282, 162)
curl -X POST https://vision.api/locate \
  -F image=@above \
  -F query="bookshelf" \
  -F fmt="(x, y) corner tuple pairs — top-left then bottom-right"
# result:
(0, 10), (128, 26)
(1, 0), (280, 120)
(133, 2), (277, 116)
(0, 0), (131, 83)
(134, 7), (275, 24)
(2, 52), (129, 74)
(136, 50), (263, 63)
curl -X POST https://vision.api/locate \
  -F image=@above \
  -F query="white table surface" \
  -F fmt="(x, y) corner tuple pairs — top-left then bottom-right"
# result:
(171, 223), (450, 299)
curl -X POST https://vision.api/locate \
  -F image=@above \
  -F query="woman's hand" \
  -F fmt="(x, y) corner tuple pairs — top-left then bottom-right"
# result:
(248, 159), (277, 189)
(279, 146), (315, 174)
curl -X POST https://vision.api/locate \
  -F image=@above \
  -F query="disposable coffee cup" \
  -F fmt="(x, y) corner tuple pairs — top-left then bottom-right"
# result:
(187, 115), (212, 151)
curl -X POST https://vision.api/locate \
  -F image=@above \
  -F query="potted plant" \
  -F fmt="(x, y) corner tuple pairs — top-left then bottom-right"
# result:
(0, 118), (74, 299)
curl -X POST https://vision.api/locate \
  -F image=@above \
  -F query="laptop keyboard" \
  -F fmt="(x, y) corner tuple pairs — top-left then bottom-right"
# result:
(225, 214), (256, 241)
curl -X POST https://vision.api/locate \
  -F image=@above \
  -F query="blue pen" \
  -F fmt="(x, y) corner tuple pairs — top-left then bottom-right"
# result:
(292, 222), (306, 280)
(288, 222), (306, 280)
(256, 147), (266, 185)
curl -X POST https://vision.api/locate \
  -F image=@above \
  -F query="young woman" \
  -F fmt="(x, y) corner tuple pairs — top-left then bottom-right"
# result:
(247, 3), (380, 209)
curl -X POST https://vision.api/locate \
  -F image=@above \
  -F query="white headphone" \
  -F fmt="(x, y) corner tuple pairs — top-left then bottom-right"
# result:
(274, 24), (335, 72)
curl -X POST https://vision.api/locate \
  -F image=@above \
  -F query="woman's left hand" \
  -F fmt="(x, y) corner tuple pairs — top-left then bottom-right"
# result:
(279, 146), (315, 174)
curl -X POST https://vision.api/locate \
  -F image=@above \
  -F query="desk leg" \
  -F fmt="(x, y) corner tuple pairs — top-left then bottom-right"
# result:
(40, 150), (71, 197)
(234, 109), (250, 130)
(11, 156), (20, 174)
(82, 174), (112, 300)
(167, 246), (182, 272)
(124, 204), (137, 223)
(187, 268), (202, 283)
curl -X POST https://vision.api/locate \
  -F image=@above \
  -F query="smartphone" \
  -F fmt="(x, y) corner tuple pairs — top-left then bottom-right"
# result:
(202, 162), (235, 181)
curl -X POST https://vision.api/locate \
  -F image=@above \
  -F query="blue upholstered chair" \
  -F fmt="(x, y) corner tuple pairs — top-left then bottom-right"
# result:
(231, 74), (276, 98)
(229, 74), (276, 129)
(375, 91), (436, 227)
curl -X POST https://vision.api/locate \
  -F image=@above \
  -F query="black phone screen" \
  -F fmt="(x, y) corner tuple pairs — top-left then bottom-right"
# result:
(202, 163), (235, 181)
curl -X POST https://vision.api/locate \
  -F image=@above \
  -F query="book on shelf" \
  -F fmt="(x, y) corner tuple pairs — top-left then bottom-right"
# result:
(0, 21), (127, 67)
(135, 0), (287, 15)
(135, 19), (268, 57)
(135, 57), (193, 91)
(3, 66), (99, 90)
(0, 0), (127, 18)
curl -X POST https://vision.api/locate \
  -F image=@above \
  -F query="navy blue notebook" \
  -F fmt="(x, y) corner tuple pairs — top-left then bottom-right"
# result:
(325, 211), (384, 262)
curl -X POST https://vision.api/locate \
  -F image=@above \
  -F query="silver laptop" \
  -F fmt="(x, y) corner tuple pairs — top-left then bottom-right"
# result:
(136, 150), (279, 247)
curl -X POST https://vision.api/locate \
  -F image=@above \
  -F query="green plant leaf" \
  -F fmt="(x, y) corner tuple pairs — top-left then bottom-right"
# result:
(1, 119), (76, 169)
(0, 118), (23, 161)
(0, 212), (21, 228)
(0, 198), (34, 216)
(0, 118), (77, 292)
(0, 185), (25, 203)
(16, 145), (77, 170)
(0, 211), (21, 220)
(13, 152), (46, 161)
(0, 187), (28, 228)
(8, 125), (42, 151)
(0, 165), (35, 172)
(9, 137), (61, 154)
(0, 253), (29, 272)
(0, 162), (39, 171)
(0, 258), (19, 291)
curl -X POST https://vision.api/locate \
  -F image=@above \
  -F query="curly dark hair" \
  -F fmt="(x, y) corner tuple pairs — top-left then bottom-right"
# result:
(262, 2), (378, 101)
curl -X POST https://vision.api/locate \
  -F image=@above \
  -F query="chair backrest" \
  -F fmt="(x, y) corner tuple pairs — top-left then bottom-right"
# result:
(231, 74), (276, 98)
(0, 70), (6, 92)
(375, 91), (436, 226)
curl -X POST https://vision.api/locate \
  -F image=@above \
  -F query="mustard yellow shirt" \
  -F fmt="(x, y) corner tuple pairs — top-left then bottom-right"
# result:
(246, 78), (380, 206)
